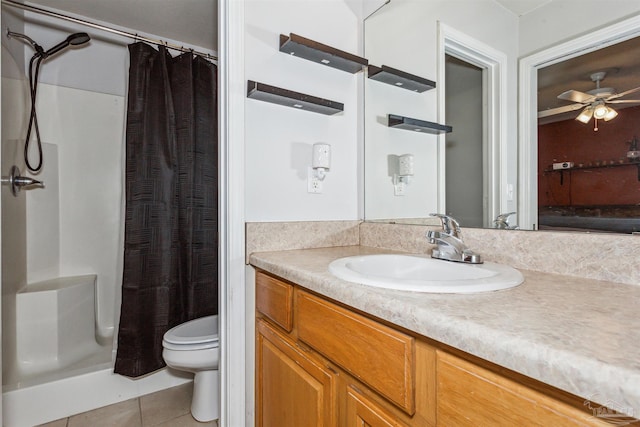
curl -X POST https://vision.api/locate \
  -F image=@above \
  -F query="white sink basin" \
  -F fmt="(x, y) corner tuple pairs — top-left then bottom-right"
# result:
(329, 254), (523, 293)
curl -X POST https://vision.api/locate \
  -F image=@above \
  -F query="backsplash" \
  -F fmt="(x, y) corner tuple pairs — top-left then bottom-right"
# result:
(246, 220), (639, 286)
(360, 222), (640, 286)
(245, 221), (360, 263)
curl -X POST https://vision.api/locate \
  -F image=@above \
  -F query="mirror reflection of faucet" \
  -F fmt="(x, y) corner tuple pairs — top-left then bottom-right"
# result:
(493, 212), (518, 229)
(1, 165), (45, 197)
(427, 213), (483, 264)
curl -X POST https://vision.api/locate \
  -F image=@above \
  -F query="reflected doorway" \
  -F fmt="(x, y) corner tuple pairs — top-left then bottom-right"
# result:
(519, 14), (640, 233)
(445, 54), (485, 228)
(438, 23), (509, 230)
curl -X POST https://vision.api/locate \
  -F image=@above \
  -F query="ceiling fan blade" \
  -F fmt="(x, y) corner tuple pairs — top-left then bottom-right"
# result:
(607, 99), (640, 104)
(606, 86), (640, 100)
(557, 90), (595, 104)
(538, 103), (585, 118)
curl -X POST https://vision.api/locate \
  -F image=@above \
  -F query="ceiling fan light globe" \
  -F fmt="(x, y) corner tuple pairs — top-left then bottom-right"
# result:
(593, 103), (608, 119)
(576, 106), (593, 123)
(603, 107), (618, 121)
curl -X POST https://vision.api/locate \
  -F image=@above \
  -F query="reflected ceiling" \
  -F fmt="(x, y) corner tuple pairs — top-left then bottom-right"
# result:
(538, 36), (640, 124)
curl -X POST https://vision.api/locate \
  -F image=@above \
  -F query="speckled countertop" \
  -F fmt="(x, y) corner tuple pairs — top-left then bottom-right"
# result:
(250, 245), (640, 417)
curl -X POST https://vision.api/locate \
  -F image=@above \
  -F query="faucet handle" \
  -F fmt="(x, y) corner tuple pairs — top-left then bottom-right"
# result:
(429, 213), (461, 237)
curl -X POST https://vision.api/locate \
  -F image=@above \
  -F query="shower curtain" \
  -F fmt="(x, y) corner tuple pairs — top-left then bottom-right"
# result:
(115, 43), (218, 378)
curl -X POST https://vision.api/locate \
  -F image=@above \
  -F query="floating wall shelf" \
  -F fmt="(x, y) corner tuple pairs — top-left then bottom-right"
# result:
(279, 33), (368, 74)
(544, 162), (640, 183)
(246, 80), (344, 115)
(388, 114), (452, 134)
(368, 65), (436, 93)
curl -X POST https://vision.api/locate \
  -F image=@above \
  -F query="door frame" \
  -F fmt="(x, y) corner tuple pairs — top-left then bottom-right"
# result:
(218, 0), (247, 425)
(437, 22), (508, 226)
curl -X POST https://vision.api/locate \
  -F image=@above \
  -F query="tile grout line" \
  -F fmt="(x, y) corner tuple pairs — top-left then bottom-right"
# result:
(138, 396), (144, 426)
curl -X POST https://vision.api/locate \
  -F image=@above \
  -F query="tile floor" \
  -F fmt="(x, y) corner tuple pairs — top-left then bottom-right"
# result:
(37, 383), (218, 427)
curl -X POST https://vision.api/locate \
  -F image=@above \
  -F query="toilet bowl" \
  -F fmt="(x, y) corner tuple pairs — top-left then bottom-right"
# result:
(162, 315), (219, 422)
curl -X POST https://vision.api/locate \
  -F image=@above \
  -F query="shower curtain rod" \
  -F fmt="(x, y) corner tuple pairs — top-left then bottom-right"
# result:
(1, 0), (218, 61)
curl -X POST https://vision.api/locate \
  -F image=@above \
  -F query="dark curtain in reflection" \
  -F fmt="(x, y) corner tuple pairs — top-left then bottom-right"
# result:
(115, 43), (218, 378)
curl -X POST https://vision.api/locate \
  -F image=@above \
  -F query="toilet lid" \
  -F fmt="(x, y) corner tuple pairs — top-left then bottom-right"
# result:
(163, 315), (219, 345)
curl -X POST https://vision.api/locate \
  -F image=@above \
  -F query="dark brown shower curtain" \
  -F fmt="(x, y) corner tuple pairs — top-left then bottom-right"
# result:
(115, 43), (218, 378)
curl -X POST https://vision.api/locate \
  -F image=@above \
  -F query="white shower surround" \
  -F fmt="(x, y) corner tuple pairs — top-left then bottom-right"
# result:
(27, 82), (125, 340)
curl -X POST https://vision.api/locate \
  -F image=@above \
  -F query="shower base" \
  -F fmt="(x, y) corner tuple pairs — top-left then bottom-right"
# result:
(3, 272), (189, 426)
(3, 359), (191, 426)
(2, 338), (112, 392)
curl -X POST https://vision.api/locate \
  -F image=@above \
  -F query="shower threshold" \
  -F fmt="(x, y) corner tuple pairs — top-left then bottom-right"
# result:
(2, 341), (113, 392)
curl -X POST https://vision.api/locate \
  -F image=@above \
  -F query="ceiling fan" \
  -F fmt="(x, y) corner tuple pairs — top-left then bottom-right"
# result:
(538, 71), (640, 129)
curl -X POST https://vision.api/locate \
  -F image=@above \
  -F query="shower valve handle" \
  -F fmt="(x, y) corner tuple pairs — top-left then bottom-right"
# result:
(1, 165), (45, 196)
(13, 176), (43, 186)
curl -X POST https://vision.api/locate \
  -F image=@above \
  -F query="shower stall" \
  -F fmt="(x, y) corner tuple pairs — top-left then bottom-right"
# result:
(0, 2), (217, 425)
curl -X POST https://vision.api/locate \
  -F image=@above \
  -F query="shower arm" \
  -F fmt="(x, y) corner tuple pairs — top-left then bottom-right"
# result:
(6, 30), (44, 55)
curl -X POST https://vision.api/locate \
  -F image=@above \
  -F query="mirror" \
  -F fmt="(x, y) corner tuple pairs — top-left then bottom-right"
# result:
(363, 0), (640, 233)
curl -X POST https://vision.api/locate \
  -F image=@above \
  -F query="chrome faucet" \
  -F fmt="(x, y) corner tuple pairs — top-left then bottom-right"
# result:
(427, 213), (483, 264)
(493, 212), (518, 229)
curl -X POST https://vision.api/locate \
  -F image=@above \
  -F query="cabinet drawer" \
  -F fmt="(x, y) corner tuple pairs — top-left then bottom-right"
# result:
(256, 271), (293, 332)
(296, 290), (415, 414)
(437, 350), (614, 426)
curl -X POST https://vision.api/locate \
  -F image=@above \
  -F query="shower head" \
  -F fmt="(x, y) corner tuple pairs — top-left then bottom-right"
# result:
(43, 32), (90, 58)
(68, 32), (91, 45)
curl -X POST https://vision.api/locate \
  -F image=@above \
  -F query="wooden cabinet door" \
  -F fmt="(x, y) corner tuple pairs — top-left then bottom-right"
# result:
(346, 385), (410, 427)
(256, 319), (337, 427)
(437, 351), (614, 427)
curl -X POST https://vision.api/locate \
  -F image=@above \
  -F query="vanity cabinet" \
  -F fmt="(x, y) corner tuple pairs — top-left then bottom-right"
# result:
(255, 270), (619, 427)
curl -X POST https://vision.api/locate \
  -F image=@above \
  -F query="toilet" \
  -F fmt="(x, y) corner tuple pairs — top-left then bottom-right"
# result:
(162, 315), (219, 422)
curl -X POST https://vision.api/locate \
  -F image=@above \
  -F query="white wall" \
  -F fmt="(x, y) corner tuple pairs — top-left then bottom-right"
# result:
(364, 0), (519, 220)
(519, 0), (640, 56)
(244, 0), (361, 222)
